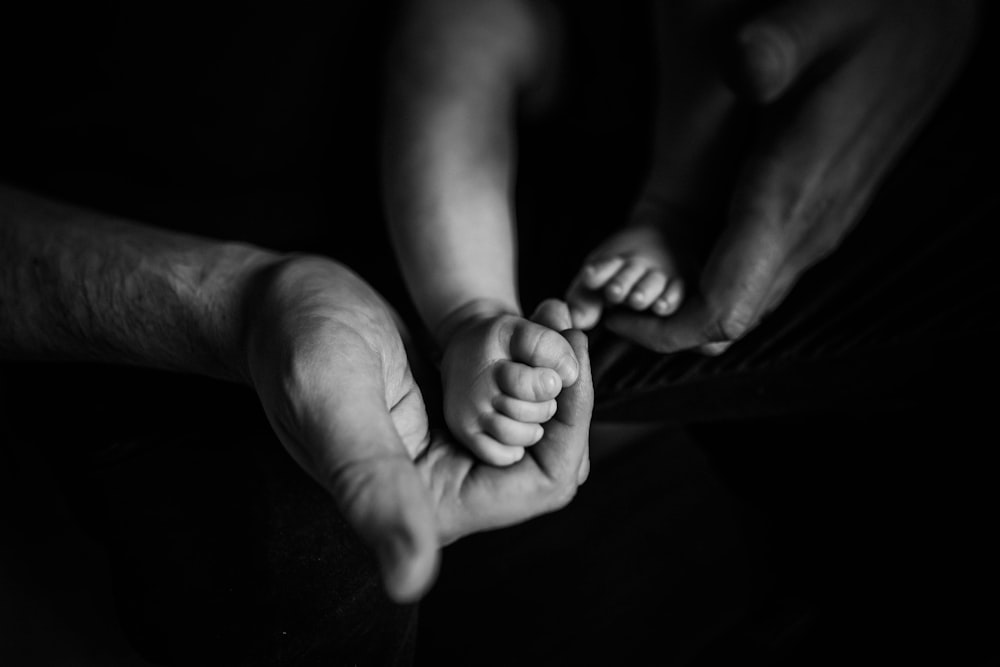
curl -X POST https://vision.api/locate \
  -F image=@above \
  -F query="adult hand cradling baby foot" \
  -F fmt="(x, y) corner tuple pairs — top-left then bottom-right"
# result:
(440, 299), (580, 467)
(601, 0), (979, 355)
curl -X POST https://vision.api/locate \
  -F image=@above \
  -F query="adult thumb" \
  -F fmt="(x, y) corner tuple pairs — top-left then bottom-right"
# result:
(335, 454), (441, 603)
(306, 385), (441, 603)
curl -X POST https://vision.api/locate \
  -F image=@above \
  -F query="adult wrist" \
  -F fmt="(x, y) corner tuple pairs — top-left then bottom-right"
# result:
(212, 245), (287, 385)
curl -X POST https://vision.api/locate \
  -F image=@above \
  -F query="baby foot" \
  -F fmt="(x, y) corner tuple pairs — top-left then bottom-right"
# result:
(441, 312), (579, 467)
(566, 225), (686, 330)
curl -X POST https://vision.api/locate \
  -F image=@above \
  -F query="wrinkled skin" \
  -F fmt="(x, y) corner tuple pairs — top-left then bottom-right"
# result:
(604, 0), (979, 354)
(244, 256), (592, 602)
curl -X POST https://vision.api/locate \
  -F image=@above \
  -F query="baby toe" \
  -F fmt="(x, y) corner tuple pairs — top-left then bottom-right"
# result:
(467, 433), (526, 467)
(493, 395), (557, 424)
(481, 413), (545, 448)
(581, 256), (626, 289)
(495, 361), (562, 401)
(627, 270), (668, 310)
(569, 302), (602, 330)
(604, 261), (646, 305)
(652, 279), (685, 316)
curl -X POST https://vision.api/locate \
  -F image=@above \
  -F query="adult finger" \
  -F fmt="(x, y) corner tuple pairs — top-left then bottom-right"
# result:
(609, 6), (970, 355)
(605, 193), (790, 353)
(729, 0), (877, 104)
(530, 329), (592, 491)
(691, 243), (811, 356)
(719, 1), (974, 330)
(286, 370), (440, 604)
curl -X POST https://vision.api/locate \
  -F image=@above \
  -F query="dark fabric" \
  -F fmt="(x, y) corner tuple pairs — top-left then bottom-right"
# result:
(414, 426), (754, 666)
(93, 399), (418, 667)
(1, 372), (418, 667)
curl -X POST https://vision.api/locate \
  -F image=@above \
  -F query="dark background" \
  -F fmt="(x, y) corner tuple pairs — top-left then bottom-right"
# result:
(2, 2), (999, 665)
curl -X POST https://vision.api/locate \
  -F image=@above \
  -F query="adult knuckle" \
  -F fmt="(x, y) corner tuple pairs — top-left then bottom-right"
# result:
(477, 410), (497, 431)
(548, 477), (579, 510)
(807, 228), (841, 262)
(707, 309), (753, 342)
(735, 23), (795, 103)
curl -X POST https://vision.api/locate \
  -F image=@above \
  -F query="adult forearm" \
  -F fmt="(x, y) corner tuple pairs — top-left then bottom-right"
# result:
(0, 184), (277, 381)
(382, 0), (548, 346)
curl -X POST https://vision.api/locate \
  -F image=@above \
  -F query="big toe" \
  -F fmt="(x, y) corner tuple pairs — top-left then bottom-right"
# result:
(510, 323), (579, 385)
(569, 301), (602, 330)
(566, 279), (605, 331)
(495, 360), (563, 401)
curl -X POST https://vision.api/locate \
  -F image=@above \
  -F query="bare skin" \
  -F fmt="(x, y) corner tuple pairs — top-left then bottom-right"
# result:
(383, 0), (580, 467)
(566, 0), (746, 331)
(566, 225), (686, 330)
(600, 0), (980, 354)
(441, 305), (579, 466)
(0, 184), (592, 603)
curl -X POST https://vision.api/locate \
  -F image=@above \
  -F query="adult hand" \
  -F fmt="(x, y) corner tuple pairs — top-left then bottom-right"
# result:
(606, 0), (979, 354)
(243, 258), (591, 603)
(426, 297), (590, 540)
